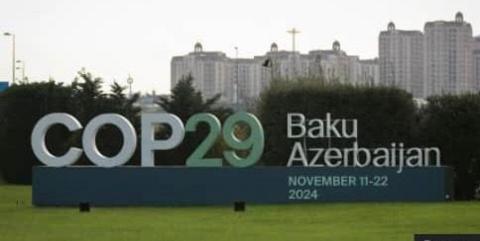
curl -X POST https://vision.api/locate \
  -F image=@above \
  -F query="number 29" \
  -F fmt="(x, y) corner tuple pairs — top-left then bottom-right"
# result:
(185, 112), (264, 167)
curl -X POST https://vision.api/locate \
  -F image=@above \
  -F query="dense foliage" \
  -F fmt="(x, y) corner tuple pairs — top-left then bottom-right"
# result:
(155, 74), (232, 165)
(419, 94), (480, 200)
(257, 80), (417, 165)
(0, 70), (140, 184)
(1, 72), (479, 199)
(257, 79), (480, 199)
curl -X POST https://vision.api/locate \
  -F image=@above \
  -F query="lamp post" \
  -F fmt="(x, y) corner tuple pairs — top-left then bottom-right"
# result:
(3, 32), (15, 84)
(16, 60), (26, 83)
(234, 46), (239, 105)
(127, 74), (133, 97)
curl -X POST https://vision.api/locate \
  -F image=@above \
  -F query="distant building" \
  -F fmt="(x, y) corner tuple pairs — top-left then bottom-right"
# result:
(308, 41), (362, 85)
(234, 58), (263, 102)
(358, 58), (380, 86)
(171, 43), (233, 104)
(135, 91), (164, 113)
(254, 43), (312, 82)
(424, 12), (474, 96)
(251, 43), (316, 99)
(474, 36), (480, 90)
(171, 42), (378, 105)
(379, 22), (424, 98)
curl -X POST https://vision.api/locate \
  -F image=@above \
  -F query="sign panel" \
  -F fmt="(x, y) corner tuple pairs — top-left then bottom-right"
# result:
(33, 166), (453, 206)
(0, 82), (9, 92)
(31, 112), (451, 206)
(414, 234), (480, 241)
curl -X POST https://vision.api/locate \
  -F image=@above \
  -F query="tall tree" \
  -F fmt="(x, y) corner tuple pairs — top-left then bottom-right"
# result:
(71, 69), (107, 123)
(420, 94), (480, 199)
(0, 70), (143, 183)
(70, 71), (141, 165)
(96, 81), (141, 163)
(155, 74), (232, 165)
(157, 74), (221, 122)
(0, 82), (73, 183)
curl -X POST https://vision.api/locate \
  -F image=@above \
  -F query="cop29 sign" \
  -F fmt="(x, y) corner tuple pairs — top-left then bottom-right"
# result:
(32, 112), (441, 172)
(31, 112), (264, 168)
(31, 112), (452, 206)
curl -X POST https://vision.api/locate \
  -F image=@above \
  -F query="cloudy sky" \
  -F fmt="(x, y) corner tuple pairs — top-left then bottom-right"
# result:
(0, 0), (478, 94)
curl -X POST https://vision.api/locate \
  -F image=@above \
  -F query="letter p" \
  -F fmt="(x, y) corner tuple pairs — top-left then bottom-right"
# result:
(141, 113), (185, 166)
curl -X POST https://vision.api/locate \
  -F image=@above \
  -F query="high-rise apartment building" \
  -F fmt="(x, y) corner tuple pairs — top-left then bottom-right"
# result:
(424, 12), (474, 96)
(474, 36), (480, 90)
(379, 22), (424, 98)
(308, 41), (361, 84)
(358, 58), (380, 86)
(171, 43), (233, 103)
(234, 58), (263, 102)
(171, 42), (379, 105)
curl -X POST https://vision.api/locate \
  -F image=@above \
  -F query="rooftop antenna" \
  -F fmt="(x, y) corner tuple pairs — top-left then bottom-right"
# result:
(287, 28), (300, 52)
(287, 28), (300, 78)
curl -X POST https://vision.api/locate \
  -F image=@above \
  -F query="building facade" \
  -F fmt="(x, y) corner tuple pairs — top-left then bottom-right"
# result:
(308, 41), (360, 84)
(474, 36), (480, 90)
(379, 22), (424, 98)
(171, 43), (234, 103)
(234, 58), (263, 102)
(424, 12), (474, 96)
(253, 47), (308, 84)
(358, 58), (380, 86)
(171, 42), (379, 105)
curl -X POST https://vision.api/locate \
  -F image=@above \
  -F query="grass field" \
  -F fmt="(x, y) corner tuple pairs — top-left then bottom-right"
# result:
(0, 185), (479, 241)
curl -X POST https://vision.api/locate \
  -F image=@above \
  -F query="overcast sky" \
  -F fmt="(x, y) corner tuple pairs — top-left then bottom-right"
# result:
(0, 0), (478, 94)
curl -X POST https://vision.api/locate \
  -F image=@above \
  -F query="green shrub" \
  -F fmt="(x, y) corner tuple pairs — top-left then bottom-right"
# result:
(257, 80), (417, 166)
(420, 94), (480, 200)
(0, 82), (74, 184)
(0, 71), (140, 184)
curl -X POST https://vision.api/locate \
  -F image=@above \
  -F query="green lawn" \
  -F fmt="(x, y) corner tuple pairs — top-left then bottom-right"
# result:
(0, 185), (479, 241)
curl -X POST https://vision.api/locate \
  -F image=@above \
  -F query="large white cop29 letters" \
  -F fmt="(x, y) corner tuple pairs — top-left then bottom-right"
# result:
(81, 114), (137, 167)
(31, 113), (185, 167)
(31, 113), (83, 167)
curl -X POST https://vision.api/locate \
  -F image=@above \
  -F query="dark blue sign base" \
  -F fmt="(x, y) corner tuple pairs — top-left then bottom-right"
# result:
(32, 166), (453, 206)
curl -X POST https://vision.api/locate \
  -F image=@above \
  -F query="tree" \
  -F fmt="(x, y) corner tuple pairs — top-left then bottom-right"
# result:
(155, 74), (232, 165)
(92, 81), (141, 163)
(0, 82), (74, 184)
(0, 69), (142, 184)
(419, 94), (480, 200)
(257, 79), (417, 166)
(157, 74), (221, 122)
(107, 81), (141, 124)
(70, 70), (141, 165)
(71, 69), (108, 123)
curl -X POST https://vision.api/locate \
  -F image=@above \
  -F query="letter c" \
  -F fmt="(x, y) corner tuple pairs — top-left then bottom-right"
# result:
(31, 113), (83, 167)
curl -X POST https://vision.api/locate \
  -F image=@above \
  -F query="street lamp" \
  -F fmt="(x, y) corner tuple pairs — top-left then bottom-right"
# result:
(127, 74), (133, 97)
(3, 32), (16, 84)
(16, 60), (26, 83)
(234, 46), (239, 105)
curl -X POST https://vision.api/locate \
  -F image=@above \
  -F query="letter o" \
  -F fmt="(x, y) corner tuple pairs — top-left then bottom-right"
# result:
(82, 114), (137, 167)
